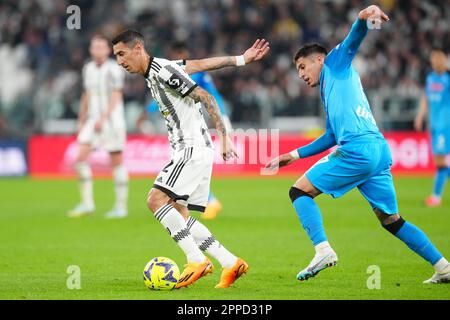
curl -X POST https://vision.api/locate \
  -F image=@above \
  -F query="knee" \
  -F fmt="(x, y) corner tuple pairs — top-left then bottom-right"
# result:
(434, 156), (447, 168)
(147, 189), (166, 214)
(75, 162), (92, 179)
(289, 186), (312, 203)
(113, 165), (129, 184)
(374, 208), (405, 235)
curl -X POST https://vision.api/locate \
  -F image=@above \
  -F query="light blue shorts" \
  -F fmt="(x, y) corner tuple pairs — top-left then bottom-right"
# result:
(431, 129), (450, 155)
(305, 140), (398, 214)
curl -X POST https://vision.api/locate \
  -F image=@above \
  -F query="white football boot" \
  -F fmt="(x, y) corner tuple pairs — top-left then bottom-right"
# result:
(423, 263), (450, 284)
(67, 204), (95, 218)
(297, 248), (338, 281)
(104, 207), (128, 219)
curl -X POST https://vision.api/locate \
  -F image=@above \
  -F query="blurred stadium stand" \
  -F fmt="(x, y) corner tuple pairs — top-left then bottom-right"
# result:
(0, 0), (449, 138)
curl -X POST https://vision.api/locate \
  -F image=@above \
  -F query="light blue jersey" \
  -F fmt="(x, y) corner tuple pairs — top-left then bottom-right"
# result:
(147, 71), (228, 116)
(425, 71), (450, 154)
(425, 71), (450, 132)
(302, 18), (398, 214)
(320, 18), (384, 145)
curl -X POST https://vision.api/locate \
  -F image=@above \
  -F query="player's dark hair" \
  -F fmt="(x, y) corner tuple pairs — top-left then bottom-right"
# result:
(430, 46), (446, 54)
(111, 29), (144, 47)
(294, 43), (328, 62)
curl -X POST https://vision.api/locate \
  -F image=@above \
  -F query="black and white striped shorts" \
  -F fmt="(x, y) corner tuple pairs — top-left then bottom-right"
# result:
(153, 146), (214, 212)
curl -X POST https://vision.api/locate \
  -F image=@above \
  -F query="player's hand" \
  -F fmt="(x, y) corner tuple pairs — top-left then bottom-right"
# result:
(243, 39), (270, 64)
(219, 134), (238, 161)
(358, 5), (389, 23)
(264, 153), (296, 172)
(414, 116), (423, 131)
(94, 119), (104, 132)
(76, 121), (85, 134)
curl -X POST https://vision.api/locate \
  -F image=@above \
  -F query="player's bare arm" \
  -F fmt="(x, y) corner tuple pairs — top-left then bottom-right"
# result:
(77, 91), (89, 133)
(184, 39), (270, 74)
(189, 86), (238, 161)
(94, 90), (123, 132)
(414, 95), (428, 131)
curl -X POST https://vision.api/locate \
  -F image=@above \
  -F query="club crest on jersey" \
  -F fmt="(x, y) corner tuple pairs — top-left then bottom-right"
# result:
(167, 74), (183, 89)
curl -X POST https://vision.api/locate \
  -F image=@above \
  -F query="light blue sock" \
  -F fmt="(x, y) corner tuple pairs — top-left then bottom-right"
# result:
(433, 167), (448, 197)
(292, 196), (327, 246)
(395, 221), (443, 265)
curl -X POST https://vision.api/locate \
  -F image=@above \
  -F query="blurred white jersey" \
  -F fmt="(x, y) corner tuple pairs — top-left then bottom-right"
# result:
(144, 57), (213, 152)
(78, 59), (126, 152)
(82, 59), (125, 124)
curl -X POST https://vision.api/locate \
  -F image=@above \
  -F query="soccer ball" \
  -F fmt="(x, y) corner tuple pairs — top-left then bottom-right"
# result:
(143, 257), (180, 291)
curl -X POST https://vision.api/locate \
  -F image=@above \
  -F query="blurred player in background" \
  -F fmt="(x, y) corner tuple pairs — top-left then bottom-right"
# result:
(112, 30), (269, 288)
(68, 35), (129, 219)
(136, 41), (231, 220)
(265, 5), (450, 284)
(414, 48), (450, 207)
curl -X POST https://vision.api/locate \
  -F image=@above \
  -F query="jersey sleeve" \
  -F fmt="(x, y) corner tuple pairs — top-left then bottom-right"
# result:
(158, 63), (198, 98)
(297, 117), (336, 158)
(325, 18), (368, 72)
(108, 64), (125, 90)
(173, 59), (187, 70)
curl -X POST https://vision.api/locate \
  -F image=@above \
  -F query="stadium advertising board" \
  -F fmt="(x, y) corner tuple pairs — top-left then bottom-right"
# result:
(29, 132), (442, 177)
(0, 140), (27, 177)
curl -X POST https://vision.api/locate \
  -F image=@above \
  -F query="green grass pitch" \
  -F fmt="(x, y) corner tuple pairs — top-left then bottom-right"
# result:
(0, 176), (449, 300)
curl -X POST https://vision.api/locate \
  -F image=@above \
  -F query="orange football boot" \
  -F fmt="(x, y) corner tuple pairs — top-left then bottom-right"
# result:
(215, 258), (249, 288)
(175, 258), (214, 289)
(201, 199), (222, 220)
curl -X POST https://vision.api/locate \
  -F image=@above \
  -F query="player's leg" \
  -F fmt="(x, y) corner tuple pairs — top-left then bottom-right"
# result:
(358, 169), (449, 283)
(68, 143), (95, 217)
(291, 175), (338, 281)
(292, 147), (376, 281)
(201, 191), (222, 220)
(183, 163), (248, 288)
(105, 151), (129, 218)
(426, 154), (448, 207)
(147, 188), (207, 264)
(102, 123), (129, 217)
(151, 147), (214, 288)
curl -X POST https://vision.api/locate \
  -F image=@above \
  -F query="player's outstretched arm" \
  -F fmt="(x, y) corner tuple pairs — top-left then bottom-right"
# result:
(264, 130), (336, 173)
(184, 39), (270, 74)
(188, 86), (238, 161)
(414, 95), (428, 131)
(347, 4), (389, 49)
(330, 5), (389, 70)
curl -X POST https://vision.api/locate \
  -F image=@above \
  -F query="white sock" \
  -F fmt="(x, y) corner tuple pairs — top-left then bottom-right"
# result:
(315, 241), (332, 254)
(155, 204), (205, 263)
(433, 257), (450, 273)
(187, 216), (237, 269)
(113, 164), (128, 211)
(76, 162), (94, 208)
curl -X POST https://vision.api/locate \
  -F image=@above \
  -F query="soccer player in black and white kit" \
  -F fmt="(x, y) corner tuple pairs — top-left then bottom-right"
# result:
(68, 35), (129, 219)
(112, 30), (269, 288)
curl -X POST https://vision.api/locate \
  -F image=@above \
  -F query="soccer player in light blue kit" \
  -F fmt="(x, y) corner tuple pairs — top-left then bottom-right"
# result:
(414, 47), (450, 207)
(137, 42), (232, 220)
(265, 5), (450, 284)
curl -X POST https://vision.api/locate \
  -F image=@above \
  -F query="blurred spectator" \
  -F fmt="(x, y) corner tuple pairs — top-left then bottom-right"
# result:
(0, 0), (448, 137)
